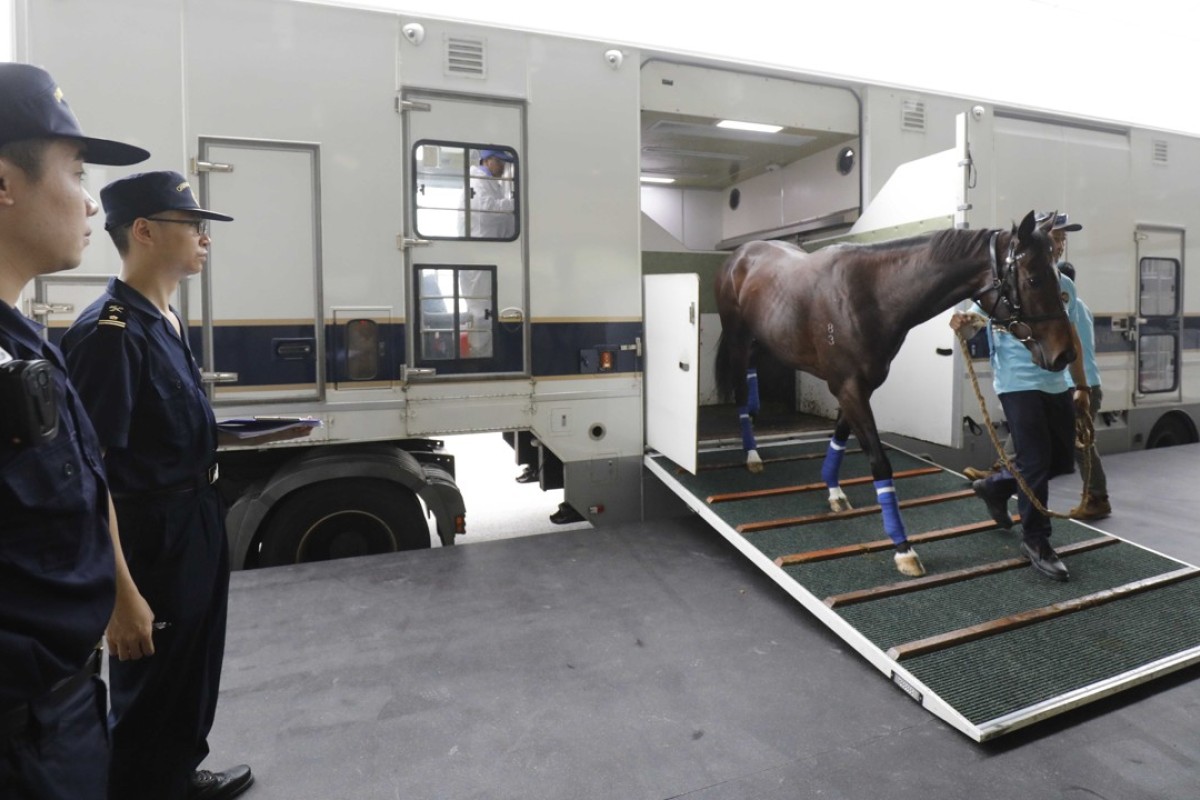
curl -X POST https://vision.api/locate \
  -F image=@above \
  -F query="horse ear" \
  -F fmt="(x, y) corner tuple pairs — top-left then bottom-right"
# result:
(1017, 210), (1037, 241)
(1039, 210), (1058, 235)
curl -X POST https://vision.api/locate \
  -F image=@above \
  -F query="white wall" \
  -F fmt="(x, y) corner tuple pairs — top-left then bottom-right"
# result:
(640, 185), (723, 251)
(721, 141), (859, 241)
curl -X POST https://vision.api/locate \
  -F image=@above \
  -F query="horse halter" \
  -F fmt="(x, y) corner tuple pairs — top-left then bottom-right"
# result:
(973, 230), (1066, 343)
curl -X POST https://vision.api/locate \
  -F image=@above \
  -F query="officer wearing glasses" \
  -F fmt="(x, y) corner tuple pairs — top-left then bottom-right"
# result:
(60, 171), (254, 800)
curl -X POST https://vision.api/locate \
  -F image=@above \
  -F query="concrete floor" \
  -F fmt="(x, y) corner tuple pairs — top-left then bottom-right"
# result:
(206, 444), (1200, 800)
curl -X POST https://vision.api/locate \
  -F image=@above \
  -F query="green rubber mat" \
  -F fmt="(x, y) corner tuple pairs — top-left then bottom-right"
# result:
(646, 437), (1200, 740)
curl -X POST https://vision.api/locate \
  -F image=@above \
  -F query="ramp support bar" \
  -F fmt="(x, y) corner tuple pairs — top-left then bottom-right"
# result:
(887, 566), (1200, 661)
(707, 467), (941, 505)
(824, 536), (1118, 608)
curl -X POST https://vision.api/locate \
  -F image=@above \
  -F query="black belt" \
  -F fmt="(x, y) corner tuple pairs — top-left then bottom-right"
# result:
(1, 648), (102, 741)
(111, 463), (218, 501)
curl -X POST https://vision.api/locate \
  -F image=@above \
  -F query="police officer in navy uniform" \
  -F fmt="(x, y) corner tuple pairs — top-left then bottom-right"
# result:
(61, 171), (265, 800)
(0, 62), (149, 799)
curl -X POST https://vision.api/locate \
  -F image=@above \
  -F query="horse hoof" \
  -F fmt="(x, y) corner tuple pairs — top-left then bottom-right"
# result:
(827, 487), (852, 513)
(894, 549), (925, 577)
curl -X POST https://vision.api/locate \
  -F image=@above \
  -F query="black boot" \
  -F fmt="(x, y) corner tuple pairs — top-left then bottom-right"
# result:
(550, 502), (585, 524)
(1020, 539), (1070, 582)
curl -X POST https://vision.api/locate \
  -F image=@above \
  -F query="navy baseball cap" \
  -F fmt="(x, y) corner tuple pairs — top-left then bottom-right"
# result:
(1036, 211), (1083, 232)
(479, 149), (514, 162)
(101, 171), (234, 231)
(0, 63), (149, 166)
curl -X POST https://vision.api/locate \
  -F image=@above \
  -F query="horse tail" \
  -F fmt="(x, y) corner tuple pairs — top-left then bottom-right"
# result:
(715, 329), (735, 403)
(713, 248), (747, 404)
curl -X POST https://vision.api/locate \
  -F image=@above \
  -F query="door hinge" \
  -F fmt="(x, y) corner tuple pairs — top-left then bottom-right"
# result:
(26, 302), (73, 318)
(191, 157), (234, 174)
(396, 98), (432, 114)
(397, 235), (432, 250)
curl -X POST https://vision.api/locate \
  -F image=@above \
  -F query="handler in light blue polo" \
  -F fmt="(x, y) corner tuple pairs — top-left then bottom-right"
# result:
(951, 213), (1091, 582)
(61, 171), (254, 800)
(0, 62), (149, 800)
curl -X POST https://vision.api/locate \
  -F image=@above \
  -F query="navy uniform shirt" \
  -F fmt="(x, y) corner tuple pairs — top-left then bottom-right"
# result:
(62, 278), (217, 495)
(0, 300), (115, 709)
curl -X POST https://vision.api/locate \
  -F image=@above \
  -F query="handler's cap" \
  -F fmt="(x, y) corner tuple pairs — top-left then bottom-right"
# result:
(0, 63), (149, 166)
(478, 148), (514, 163)
(1036, 211), (1083, 232)
(101, 171), (234, 231)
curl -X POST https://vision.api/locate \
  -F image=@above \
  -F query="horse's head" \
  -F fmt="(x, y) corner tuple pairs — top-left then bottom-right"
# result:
(977, 210), (1076, 372)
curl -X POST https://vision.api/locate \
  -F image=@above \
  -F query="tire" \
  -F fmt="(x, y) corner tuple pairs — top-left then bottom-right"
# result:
(257, 478), (430, 567)
(1145, 413), (1198, 449)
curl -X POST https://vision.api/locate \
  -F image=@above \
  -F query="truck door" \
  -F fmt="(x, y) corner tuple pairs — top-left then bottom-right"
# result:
(644, 274), (700, 474)
(1134, 226), (1184, 403)
(400, 92), (526, 378)
(194, 139), (323, 405)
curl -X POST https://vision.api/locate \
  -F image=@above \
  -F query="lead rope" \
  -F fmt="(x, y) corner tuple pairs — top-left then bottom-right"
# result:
(956, 327), (1095, 519)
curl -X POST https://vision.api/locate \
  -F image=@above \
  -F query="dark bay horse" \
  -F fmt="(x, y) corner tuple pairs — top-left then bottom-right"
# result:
(714, 210), (1073, 577)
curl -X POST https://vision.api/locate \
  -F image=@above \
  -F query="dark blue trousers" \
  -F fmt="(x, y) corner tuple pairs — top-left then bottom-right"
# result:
(985, 389), (1075, 544)
(108, 487), (229, 800)
(0, 675), (109, 800)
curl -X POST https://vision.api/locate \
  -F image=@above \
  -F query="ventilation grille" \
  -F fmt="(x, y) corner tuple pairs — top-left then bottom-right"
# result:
(445, 36), (486, 78)
(1152, 139), (1169, 164)
(901, 99), (926, 132)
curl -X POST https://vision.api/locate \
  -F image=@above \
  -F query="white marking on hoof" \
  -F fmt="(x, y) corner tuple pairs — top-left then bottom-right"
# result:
(895, 549), (925, 577)
(827, 486), (851, 513)
(746, 450), (763, 474)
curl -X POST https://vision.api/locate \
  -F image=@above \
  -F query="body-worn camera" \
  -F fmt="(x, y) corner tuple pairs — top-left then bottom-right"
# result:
(0, 358), (59, 447)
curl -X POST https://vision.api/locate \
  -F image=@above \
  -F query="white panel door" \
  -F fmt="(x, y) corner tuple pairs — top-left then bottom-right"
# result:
(644, 274), (699, 474)
(196, 139), (322, 405)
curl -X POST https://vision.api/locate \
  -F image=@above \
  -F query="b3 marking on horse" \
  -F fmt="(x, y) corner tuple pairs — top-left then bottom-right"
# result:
(714, 211), (1075, 577)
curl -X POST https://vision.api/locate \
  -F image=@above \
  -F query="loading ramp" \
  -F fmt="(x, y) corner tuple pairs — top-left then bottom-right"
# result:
(645, 435), (1200, 741)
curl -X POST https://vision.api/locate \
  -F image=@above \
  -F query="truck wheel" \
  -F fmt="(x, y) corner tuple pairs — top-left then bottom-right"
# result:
(1146, 413), (1198, 449)
(257, 479), (430, 566)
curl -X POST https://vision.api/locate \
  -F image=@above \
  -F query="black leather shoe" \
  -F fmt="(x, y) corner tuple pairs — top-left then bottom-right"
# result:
(549, 502), (585, 524)
(1020, 540), (1070, 582)
(972, 479), (1014, 529)
(190, 764), (254, 800)
(515, 466), (538, 483)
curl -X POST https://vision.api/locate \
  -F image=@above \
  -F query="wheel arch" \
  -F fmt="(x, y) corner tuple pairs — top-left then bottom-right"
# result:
(1145, 410), (1200, 449)
(225, 443), (464, 569)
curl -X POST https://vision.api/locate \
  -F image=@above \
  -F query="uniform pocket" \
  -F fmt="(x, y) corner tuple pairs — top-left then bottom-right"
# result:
(0, 431), (89, 515)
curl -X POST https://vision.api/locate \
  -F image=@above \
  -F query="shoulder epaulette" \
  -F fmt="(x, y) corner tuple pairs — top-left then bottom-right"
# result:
(96, 301), (128, 331)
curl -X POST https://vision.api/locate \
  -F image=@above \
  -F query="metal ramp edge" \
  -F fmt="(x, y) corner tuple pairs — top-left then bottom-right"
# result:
(644, 436), (1200, 741)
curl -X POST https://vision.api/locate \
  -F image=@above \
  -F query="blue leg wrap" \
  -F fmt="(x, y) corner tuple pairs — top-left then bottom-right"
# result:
(746, 369), (760, 416)
(738, 407), (757, 452)
(820, 435), (849, 488)
(875, 479), (908, 547)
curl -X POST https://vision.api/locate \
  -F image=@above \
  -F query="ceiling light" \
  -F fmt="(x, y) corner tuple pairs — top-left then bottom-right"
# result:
(640, 176), (676, 184)
(717, 120), (784, 134)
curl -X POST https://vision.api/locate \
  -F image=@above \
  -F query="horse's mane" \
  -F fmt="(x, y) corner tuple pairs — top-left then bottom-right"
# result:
(852, 228), (997, 264)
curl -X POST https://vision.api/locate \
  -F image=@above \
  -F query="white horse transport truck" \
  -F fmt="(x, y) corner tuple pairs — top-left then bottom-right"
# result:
(12, 0), (1199, 569)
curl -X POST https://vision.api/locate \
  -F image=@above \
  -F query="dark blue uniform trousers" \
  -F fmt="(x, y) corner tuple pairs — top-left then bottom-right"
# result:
(984, 389), (1075, 544)
(0, 675), (109, 800)
(108, 486), (229, 800)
